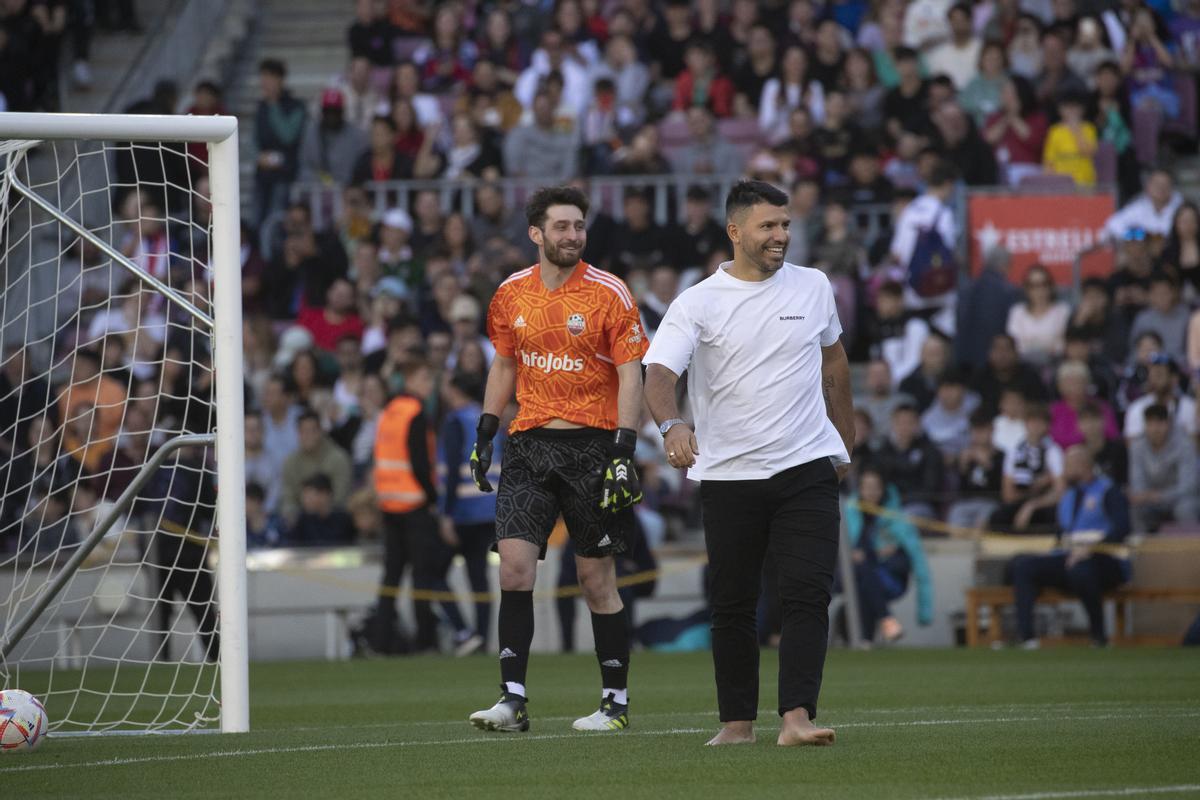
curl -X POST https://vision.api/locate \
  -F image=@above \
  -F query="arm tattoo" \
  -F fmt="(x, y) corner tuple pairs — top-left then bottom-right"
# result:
(822, 374), (834, 405)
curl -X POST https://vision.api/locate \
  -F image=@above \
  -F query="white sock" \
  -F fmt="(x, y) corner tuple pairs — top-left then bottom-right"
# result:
(604, 688), (628, 706)
(504, 682), (526, 698)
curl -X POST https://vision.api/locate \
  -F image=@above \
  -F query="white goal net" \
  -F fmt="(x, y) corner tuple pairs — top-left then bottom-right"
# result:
(0, 115), (247, 735)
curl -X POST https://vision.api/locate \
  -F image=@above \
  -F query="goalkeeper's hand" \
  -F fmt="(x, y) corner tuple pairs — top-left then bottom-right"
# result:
(600, 428), (643, 512)
(470, 413), (499, 493)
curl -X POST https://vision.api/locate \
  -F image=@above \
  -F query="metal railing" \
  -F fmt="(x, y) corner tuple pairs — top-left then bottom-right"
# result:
(288, 174), (934, 259)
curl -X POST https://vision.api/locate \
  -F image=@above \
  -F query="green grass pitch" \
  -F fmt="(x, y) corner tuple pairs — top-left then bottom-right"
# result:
(5, 648), (1199, 799)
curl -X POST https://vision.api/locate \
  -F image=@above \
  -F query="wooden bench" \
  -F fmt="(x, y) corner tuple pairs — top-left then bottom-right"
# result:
(964, 585), (1200, 647)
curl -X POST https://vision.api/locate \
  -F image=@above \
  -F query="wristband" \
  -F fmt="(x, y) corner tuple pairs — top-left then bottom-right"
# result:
(610, 427), (637, 458)
(476, 413), (499, 441)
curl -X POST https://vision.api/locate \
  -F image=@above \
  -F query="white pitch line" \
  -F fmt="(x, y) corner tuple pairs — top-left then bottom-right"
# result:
(277, 702), (1196, 735)
(0, 727), (709, 773)
(5, 709), (1199, 774)
(931, 784), (1200, 800)
(834, 710), (1200, 730)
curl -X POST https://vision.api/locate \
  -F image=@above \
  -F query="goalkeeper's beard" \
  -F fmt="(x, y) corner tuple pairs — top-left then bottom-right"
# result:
(543, 238), (583, 270)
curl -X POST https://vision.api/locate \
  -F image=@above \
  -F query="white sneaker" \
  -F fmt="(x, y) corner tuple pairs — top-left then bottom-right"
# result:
(454, 633), (485, 657)
(1021, 638), (1042, 650)
(572, 693), (629, 731)
(469, 689), (529, 732)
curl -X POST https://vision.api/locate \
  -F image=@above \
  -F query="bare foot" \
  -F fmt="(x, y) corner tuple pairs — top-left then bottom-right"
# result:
(705, 721), (755, 746)
(777, 708), (835, 747)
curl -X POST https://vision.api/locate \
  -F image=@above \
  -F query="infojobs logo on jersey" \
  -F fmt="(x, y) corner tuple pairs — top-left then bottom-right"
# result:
(521, 350), (585, 373)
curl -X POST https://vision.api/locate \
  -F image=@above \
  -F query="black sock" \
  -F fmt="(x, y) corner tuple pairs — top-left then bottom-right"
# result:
(591, 609), (630, 696)
(497, 589), (534, 694)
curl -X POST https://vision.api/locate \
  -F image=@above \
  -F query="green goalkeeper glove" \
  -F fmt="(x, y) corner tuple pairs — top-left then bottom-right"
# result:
(600, 428), (643, 512)
(470, 413), (499, 493)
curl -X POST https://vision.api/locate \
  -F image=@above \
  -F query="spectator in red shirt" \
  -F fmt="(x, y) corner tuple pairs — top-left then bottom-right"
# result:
(672, 39), (735, 118)
(983, 75), (1048, 186)
(298, 277), (366, 352)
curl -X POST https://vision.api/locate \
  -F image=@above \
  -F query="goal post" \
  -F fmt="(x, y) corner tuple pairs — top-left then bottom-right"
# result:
(0, 113), (248, 734)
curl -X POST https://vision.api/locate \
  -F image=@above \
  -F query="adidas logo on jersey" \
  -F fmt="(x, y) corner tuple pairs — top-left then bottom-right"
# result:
(597, 535), (612, 547)
(520, 350), (585, 373)
(514, 315), (527, 328)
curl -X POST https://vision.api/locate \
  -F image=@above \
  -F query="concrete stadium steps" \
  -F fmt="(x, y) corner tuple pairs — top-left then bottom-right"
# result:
(59, 0), (173, 113)
(227, 0), (352, 217)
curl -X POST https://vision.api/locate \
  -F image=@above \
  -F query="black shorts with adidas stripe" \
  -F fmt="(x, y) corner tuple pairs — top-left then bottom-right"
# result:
(494, 427), (632, 559)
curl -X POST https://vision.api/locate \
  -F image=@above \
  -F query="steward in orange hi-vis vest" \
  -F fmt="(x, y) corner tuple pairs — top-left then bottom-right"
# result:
(371, 361), (463, 654)
(374, 394), (435, 513)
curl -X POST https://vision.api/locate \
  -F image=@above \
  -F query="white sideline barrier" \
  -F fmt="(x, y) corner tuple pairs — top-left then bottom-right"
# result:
(0, 540), (977, 663)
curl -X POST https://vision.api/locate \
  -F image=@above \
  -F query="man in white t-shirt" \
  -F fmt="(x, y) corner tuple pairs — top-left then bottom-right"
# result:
(1123, 354), (1196, 441)
(643, 181), (854, 748)
(925, 3), (983, 90)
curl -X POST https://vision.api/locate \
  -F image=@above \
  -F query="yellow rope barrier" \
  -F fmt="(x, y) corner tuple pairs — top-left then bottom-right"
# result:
(275, 553), (711, 602)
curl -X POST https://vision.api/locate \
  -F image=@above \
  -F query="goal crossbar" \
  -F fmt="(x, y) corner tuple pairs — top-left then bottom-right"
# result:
(0, 112), (249, 734)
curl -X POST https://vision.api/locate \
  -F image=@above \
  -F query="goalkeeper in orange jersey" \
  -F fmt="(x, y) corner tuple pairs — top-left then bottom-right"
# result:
(468, 186), (648, 734)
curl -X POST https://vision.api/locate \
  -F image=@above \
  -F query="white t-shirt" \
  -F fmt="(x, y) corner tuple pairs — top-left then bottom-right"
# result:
(643, 262), (849, 481)
(1123, 393), (1197, 439)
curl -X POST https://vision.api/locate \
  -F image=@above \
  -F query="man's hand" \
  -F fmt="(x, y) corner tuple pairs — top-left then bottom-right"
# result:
(1014, 501), (1037, 532)
(663, 423), (699, 469)
(600, 427), (643, 512)
(835, 462), (851, 481)
(470, 413), (499, 493)
(438, 516), (460, 548)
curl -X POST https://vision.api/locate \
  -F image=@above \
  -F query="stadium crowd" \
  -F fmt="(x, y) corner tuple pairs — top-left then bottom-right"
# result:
(4, 0), (1200, 650)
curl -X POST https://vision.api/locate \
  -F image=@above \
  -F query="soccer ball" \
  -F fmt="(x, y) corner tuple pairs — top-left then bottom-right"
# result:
(0, 689), (48, 753)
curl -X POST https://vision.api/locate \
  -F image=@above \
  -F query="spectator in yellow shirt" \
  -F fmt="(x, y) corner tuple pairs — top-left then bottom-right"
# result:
(1042, 92), (1098, 187)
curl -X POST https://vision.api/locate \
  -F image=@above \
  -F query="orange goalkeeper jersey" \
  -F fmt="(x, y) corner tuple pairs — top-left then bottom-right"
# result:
(487, 262), (648, 434)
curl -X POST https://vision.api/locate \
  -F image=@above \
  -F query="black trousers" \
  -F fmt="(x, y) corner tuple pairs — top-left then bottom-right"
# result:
(379, 508), (463, 651)
(151, 534), (219, 663)
(457, 521), (495, 642)
(1011, 552), (1126, 644)
(701, 458), (840, 722)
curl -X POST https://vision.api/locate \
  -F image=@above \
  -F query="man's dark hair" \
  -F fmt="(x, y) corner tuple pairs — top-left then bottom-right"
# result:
(1144, 403), (1170, 422)
(449, 370), (485, 403)
(1056, 88), (1089, 109)
(686, 184), (712, 203)
(929, 74), (956, 92)
(949, 2), (972, 18)
(892, 402), (919, 417)
(938, 367), (967, 387)
(969, 408), (994, 429)
(878, 280), (905, 299)
(1081, 276), (1109, 295)
(725, 179), (788, 222)
(302, 473), (333, 493)
(259, 58), (286, 77)
(929, 159), (960, 188)
(297, 409), (321, 427)
(1149, 270), (1180, 290)
(1024, 401), (1051, 422)
(75, 347), (102, 366)
(525, 186), (589, 229)
(893, 46), (919, 63)
(246, 482), (266, 502)
(1077, 400), (1103, 420)
(195, 80), (222, 97)
(372, 113), (397, 131)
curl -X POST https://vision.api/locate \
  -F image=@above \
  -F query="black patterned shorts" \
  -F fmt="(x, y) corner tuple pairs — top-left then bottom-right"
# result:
(494, 427), (632, 559)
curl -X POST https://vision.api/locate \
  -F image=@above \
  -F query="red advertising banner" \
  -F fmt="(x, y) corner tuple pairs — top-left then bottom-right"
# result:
(968, 192), (1116, 286)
